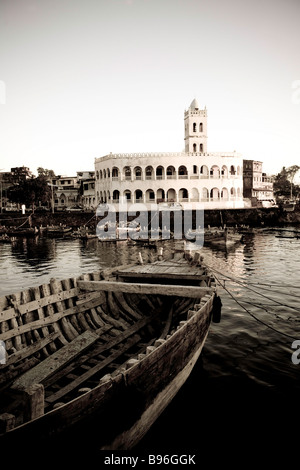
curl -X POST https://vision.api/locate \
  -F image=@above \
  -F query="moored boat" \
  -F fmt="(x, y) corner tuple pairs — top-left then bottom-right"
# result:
(0, 247), (220, 450)
(205, 227), (242, 248)
(5, 227), (39, 237)
(46, 225), (73, 237)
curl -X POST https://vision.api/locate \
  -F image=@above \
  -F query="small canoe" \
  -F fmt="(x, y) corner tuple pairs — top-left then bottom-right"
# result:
(5, 227), (39, 237)
(0, 247), (220, 450)
(205, 228), (242, 248)
(46, 226), (73, 237)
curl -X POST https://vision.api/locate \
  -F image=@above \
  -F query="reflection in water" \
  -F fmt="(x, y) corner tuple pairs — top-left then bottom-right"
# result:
(0, 229), (300, 455)
(11, 236), (57, 268)
(0, 237), (178, 295)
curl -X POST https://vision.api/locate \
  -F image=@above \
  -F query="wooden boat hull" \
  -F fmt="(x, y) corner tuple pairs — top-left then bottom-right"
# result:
(46, 227), (73, 237)
(5, 228), (39, 237)
(205, 228), (242, 248)
(0, 251), (217, 450)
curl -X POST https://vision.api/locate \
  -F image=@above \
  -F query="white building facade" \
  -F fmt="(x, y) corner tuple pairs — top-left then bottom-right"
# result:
(95, 99), (244, 210)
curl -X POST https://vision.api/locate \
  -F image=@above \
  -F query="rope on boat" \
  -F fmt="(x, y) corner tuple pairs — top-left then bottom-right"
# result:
(211, 270), (297, 341)
(207, 266), (300, 313)
(83, 213), (96, 227)
(16, 216), (32, 229)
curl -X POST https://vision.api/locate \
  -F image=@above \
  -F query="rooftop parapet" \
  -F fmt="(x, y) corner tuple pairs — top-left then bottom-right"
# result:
(95, 151), (242, 163)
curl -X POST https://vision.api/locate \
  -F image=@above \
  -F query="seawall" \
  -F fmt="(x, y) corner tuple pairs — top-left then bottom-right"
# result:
(1, 206), (299, 229)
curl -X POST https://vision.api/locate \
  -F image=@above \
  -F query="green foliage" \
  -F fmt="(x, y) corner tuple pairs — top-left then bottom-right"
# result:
(8, 176), (51, 211)
(273, 166), (300, 198)
(37, 167), (56, 178)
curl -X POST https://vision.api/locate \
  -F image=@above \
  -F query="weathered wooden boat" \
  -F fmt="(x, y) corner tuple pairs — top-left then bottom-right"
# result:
(71, 227), (98, 240)
(5, 227), (39, 237)
(205, 227), (242, 248)
(0, 248), (220, 451)
(46, 225), (73, 237)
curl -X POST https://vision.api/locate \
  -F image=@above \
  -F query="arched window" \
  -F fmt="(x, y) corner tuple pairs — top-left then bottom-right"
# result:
(124, 166), (131, 180)
(178, 166), (188, 178)
(193, 122), (197, 132)
(157, 188), (165, 202)
(200, 165), (209, 177)
(134, 166), (142, 180)
(190, 187), (199, 202)
(200, 143), (203, 153)
(210, 165), (220, 178)
(112, 167), (119, 179)
(202, 188), (209, 200)
(221, 165), (228, 177)
(156, 166), (164, 179)
(113, 190), (120, 202)
(135, 189), (143, 202)
(166, 166), (176, 178)
(193, 143), (197, 152)
(167, 188), (176, 201)
(146, 189), (155, 202)
(145, 166), (153, 179)
(199, 123), (203, 132)
(210, 188), (220, 199)
(179, 188), (188, 201)
(221, 188), (229, 200)
(124, 190), (131, 201)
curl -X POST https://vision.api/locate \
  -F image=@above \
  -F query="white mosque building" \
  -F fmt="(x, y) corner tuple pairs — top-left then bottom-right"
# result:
(94, 99), (244, 210)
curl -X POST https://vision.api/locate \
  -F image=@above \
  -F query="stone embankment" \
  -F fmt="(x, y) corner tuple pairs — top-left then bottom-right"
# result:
(0, 206), (299, 229)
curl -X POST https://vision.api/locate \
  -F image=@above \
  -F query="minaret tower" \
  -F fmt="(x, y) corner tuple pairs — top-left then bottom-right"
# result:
(184, 98), (207, 153)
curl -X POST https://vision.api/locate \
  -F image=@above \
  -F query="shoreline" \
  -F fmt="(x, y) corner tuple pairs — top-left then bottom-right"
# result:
(0, 206), (299, 230)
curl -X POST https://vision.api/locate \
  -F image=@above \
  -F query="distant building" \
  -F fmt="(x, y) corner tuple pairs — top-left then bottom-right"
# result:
(50, 175), (81, 210)
(77, 171), (96, 210)
(49, 172), (96, 210)
(0, 167), (32, 211)
(10, 166), (32, 181)
(94, 99), (244, 210)
(243, 160), (275, 207)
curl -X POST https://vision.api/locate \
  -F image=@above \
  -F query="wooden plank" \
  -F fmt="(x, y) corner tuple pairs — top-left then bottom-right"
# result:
(21, 288), (42, 352)
(118, 272), (208, 281)
(77, 280), (214, 298)
(44, 313), (158, 402)
(11, 330), (100, 390)
(32, 286), (57, 354)
(45, 335), (140, 405)
(0, 295), (106, 342)
(22, 383), (44, 421)
(116, 260), (204, 273)
(6, 288), (80, 317)
(50, 279), (77, 341)
(0, 306), (16, 323)
(3, 332), (60, 366)
(40, 283), (68, 346)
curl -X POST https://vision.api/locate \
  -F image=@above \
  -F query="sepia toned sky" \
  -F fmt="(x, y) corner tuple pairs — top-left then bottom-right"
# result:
(0, 0), (299, 177)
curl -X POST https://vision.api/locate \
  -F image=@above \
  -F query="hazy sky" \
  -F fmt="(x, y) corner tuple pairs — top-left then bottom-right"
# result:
(0, 0), (299, 178)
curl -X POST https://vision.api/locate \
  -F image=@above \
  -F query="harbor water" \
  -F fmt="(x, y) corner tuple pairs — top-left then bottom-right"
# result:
(0, 228), (299, 463)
